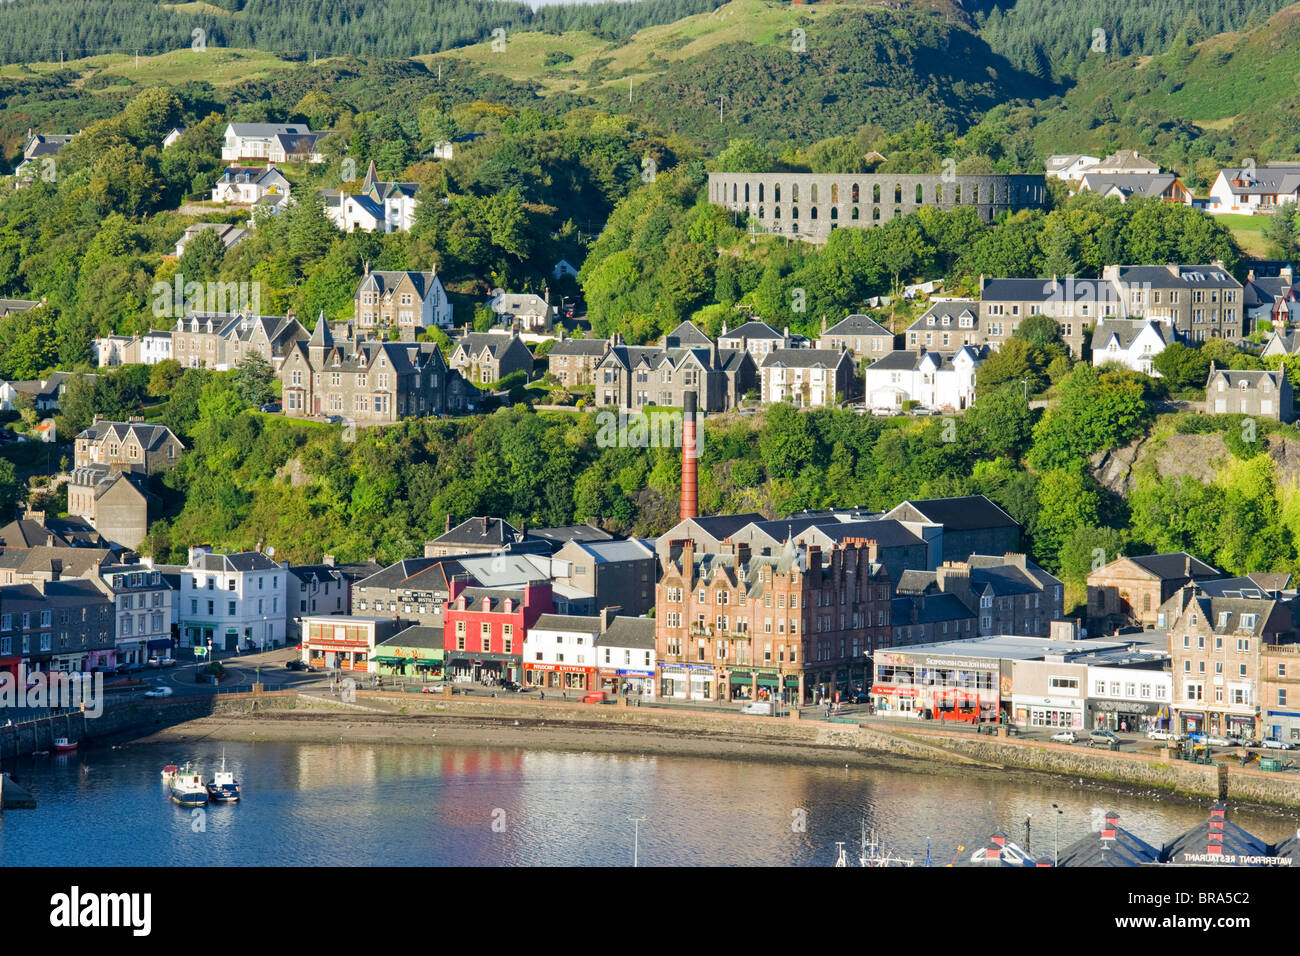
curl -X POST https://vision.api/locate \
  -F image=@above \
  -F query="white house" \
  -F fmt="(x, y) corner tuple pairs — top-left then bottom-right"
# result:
(864, 346), (984, 412)
(594, 615), (656, 698)
(178, 547), (287, 652)
(161, 126), (186, 149)
(211, 165), (291, 205)
(1208, 164), (1300, 216)
(488, 291), (554, 333)
(1090, 319), (1168, 376)
(1044, 154), (1100, 181)
(93, 330), (175, 368)
(323, 161), (420, 234)
(92, 564), (174, 668)
(523, 613), (602, 692)
(551, 259), (580, 280)
(221, 123), (330, 163)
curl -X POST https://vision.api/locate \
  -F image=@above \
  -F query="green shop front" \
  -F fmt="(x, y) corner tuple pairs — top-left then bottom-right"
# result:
(725, 668), (800, 703)
(372, 626), (446, 679)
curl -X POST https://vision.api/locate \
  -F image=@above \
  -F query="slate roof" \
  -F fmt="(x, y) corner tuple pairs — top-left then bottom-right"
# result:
(355, 557), (463, 592)
(1128, 552), (1220, 580)
(1111, 264), (1239, 289)
(75, 421), (181, 452)
(759, 348), (849, 370)
(357, 270), (441, 300)
(564, 538), (654, 563)
(822, 314), (892, 337)
(548, 339), (610, 357)
(1092, 318), (1166, 351)
(190, 551), (281, 573)
(1079, 173), (1181, 199)
(490, 292), (551, 316)
(1207, 365), (1287, 389)
(531, 613), (603, 634)
(228, 123), (312, 138)
(454, 587), (527, 611)
(663, 320), (713, 348)
(685, 513), (766, 541)
(1056, 812), (1162, 867)
(908, 299), (979, 332)
(1218, 164), (1300, 197)
(722, 320), (784, 340)
(435, 517), (523, 548)
(380, 624), (444, 649)
(529, 524), (616, 547)
(979, 278), (1070, 302)
(597, 616), (656, 650)
(893, 495), (1019, 531)
(1163, 805), (1275, 865)
(215, 165), (290, 189)
(454, 332), (530, 360)
(1095, 150), (1159, 173)
(891, 592), (975, 626)
(866, 347), (983, 373)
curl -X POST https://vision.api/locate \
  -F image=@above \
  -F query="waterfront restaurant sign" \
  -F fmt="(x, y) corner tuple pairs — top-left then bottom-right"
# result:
(1174, 852), (1292, 866)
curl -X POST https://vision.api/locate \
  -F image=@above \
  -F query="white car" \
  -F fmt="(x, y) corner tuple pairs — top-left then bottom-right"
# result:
(1050, 730), (1078, 744)
(144, 685), (174, 698)
(1203, 734), (1235, 747)
(1147, 729), (1180, 742)
(1261, 737), (1293, 750)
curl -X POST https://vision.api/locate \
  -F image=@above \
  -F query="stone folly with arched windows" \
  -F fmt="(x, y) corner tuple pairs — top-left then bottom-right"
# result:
(707, 172), (1047, 242)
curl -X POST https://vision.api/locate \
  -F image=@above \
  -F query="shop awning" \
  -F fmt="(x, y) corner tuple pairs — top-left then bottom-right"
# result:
(756, 674), (780, 688)
(147, 638), (173, 651)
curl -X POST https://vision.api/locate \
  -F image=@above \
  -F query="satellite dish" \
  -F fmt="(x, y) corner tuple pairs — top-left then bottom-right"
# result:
(266, 546), (276, 558)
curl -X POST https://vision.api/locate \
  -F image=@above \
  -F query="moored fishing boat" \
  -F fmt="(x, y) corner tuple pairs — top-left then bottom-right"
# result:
(168, 764), (208, 806)
(52, 737), (77, 753)
(205, 750), (240, 803)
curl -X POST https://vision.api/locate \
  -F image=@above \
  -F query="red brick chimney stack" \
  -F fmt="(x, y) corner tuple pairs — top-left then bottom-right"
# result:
(680, 391), (698, 521)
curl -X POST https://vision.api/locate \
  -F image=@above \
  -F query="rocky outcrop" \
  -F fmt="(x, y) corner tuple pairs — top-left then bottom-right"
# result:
(1090, 432), (1228, 497)
(1268, 436), (1300, 488)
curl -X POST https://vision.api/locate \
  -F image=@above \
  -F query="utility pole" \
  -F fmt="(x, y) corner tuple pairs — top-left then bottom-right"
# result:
(719, 94), (726, 122)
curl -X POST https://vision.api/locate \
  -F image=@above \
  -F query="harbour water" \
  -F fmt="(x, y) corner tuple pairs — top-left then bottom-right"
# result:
(2, 741), (1296, 866)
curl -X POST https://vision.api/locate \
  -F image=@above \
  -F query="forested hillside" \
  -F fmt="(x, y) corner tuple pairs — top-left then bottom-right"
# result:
(0, 0), (727, 64)
(972, 0), (1293, 83)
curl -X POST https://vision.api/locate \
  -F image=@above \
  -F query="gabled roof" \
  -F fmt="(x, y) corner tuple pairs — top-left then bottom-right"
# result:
(822, 313), (892, 337)
(1207, 364), (1287, 390)
(190, 551), (282, 573)
(759, 348), (849, 370)
(380, 624), (444, 649)
(227, 123), (313, 138)
(531, 613), (603, 635)
(357, 269), (441, 300)
(908, 299), (979, 332)
(1092, 318), (1166, 352)
(1218, 163), (1300, 197)
(355, 557), (464, 592)
(454, 332), (529, 361)
(1163, 805), (1274, 865)
(1127, 552), (1219, 581)
(889, 495), (1019, 532)
(435, 516), (523, 548)
(597, 616), (655, 650)
(75, 421), (182, 453)
(980, 277), (1074, 302)
(490, 292), (551, 316)
(1111, 264), (1240, 289)
(1057, 812), (1162, 867)
(1079, 173), (1180, 199)
(721, 320), (783, 341)
(663, 320), (712, 348)
(548, 339), (610, 358)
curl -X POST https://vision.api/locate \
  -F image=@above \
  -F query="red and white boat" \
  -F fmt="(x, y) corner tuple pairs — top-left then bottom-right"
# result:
(52, 737), (78, 753)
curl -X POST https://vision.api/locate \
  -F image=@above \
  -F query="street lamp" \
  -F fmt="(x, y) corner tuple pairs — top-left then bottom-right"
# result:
(629, 815), (647, 867)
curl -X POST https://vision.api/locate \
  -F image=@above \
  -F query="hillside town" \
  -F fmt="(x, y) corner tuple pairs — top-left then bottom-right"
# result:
(5, 1), (1300, 889)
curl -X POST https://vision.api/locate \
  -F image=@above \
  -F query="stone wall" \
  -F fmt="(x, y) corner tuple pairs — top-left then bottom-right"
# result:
(708, 172), (1047, 241)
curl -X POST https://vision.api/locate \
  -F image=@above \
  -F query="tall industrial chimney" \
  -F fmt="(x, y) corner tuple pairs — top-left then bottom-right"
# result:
(680, 391), (698, 521)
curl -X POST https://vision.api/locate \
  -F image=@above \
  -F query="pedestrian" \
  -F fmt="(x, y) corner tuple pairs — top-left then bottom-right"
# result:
(540, 690), (545, 701)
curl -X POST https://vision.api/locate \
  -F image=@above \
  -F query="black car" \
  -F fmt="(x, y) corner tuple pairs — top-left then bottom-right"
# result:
(285, 659), (309, 671)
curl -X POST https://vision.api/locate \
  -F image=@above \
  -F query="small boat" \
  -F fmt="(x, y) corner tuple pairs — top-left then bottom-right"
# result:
(205, 750), (240, 803)
(161, 764), (180, 781)
(168, 764), (208, 806)
(52, 737), (77, 753)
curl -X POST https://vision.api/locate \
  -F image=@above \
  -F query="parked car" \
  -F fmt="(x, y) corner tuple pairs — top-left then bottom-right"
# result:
(259, 402), (282, 413)
(1261, 737), (1294, 750)
(1203, 734), (1236, 747)
(285, 659), (309, 671)
(1088, 729), (1120, 748)
(740, 700), (774, 716)
(1050, 730), (1078, 744)
(580, 691), (607, 704)
(144, 685), (174, 698)
(1147, 729), (1180, 742)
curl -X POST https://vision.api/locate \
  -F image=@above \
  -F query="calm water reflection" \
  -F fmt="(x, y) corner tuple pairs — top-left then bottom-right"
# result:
(1, 742), (1296, 866)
